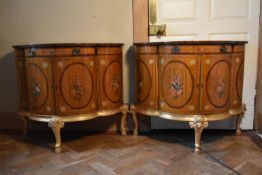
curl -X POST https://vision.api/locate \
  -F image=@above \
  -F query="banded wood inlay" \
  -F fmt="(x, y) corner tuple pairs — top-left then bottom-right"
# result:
(161, 60), (194, 108)
(60, 62), (93, 109)
(137, 60), (152, 103)
(206, 60), (230, 108)
(103, 60), (122, 103)
(27, 63), (49, 110)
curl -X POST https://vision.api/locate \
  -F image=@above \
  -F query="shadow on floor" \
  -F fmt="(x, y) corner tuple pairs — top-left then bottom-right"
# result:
(1, 128), (258, 153)
(145, 129), (241, 151)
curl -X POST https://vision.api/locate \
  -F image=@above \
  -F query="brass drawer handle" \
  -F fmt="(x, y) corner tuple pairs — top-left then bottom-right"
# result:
(220, 46), (227, 53)
(72, 48), (81, 56)
(28, 48), (36, 57)
(172, 46), (180, 54)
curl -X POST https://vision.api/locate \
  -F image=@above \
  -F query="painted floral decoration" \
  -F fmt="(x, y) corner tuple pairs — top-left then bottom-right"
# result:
(216, 79), (226, 98)
(111, 75), (120, 91)
(170, 76), (183, 98)
(32, 78), (41, 98)
(70, 76), (83, 101)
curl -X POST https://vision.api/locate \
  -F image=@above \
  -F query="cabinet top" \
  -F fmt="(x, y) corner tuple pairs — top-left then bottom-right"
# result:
(134, 40), (247, 46)
(13, 43), (124, 49)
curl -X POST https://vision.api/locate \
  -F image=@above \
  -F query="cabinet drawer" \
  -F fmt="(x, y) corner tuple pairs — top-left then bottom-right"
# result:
(136, 46), (158, 54)
(159, 45), (232, 54)
(233, 45), (245, 53)
(25, 47), (96, 57)
(97, 47), (122, 55)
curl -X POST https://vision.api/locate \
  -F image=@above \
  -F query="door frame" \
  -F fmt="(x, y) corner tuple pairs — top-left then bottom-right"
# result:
(133, 0), (149, 43)
(254, 2), (262, 132)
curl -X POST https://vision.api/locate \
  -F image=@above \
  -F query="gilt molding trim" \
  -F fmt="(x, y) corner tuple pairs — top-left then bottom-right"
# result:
(131, 104), (246, 122)
(18, 106), (124, 123)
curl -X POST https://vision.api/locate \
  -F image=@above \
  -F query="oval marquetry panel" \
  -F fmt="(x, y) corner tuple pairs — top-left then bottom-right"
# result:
(60, 63), (93, 109)
(236, 61), (244, 101)
(27, 63), (49, 109)
(103, 60), (122, 103)
(161, 61), (194, 108)
(206, 60), (230, 108)
(137, 60), (152, 103)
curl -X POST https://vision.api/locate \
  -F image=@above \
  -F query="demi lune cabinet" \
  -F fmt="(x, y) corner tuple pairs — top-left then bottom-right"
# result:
(131, 41), (247, 152)
(13, 43), (129, 153)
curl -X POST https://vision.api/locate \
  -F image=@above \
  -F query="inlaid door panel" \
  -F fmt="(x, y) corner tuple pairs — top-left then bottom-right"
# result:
(26, 58), (54, 114)
(97, 55), (122, 110)
(230, 53), (244, 109)
(55, 57), (96, 115)
(16, 56), (28, 110)
(201, 54), (231, 114)
(136, 54), (158, 109)
(159, 55), (199, 114)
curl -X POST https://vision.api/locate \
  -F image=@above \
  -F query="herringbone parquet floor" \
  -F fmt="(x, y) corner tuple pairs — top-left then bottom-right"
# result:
(0, 130), (262, 175)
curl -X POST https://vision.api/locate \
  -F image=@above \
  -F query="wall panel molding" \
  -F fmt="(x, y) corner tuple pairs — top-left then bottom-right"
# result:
(158, 0), (196, 22)
(210, 0), (250, 21)
(208, 33), (249, 40)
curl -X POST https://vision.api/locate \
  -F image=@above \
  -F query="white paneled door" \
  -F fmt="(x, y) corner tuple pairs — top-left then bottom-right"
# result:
(150, 0), (260, 129)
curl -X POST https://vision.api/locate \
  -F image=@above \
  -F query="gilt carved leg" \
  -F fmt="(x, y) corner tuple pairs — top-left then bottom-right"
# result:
(236, 114), (243, 136)
(130, 105), (139, 136)
(236, 104), (246, 135)
(120, 104), (129, 136)
(48, 117), (64, 153)
(21, 115), (28, 135)
(189, 116), (208, 153)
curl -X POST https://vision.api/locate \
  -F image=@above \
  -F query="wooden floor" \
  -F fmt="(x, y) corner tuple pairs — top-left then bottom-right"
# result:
(0, 130), (262, 175)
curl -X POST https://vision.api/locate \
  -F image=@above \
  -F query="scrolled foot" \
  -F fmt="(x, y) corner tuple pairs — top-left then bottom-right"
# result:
(120, 104), (129, 136)
(195, 147), (200, 153)
(236, 129), (241, 136)
(121, 130), (127, 136)
(130, 105), (139, 136)
(189, 116), (208, 153)
(48, 116), (64, 153)
(55, 147), (62, 153)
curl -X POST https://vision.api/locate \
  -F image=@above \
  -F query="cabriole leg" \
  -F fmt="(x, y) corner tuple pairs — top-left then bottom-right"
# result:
(130, 105), (139, 136)
(120, 104), (129, 136)
(236, 113), (243, 136)
(21, 115), (28, 135)
(189, 116), (208, 153)
(48, 117), (64, 153)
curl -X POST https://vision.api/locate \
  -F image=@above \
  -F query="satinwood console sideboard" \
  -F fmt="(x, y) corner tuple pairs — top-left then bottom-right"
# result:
(13, 43), (128, 153)
(131, 41), (247, 152)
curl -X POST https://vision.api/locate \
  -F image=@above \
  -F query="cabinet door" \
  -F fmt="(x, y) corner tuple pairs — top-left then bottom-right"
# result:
(230, 53), (244, 109)
(55, 57), (96, 115)
(159, 55), (200, 114)
(201, 55), (231, 114)
(97, 55), (122, 110)
(136, 54), (158, 109)
(16, 55), (28, 110)
(26, 58), (54, 114)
